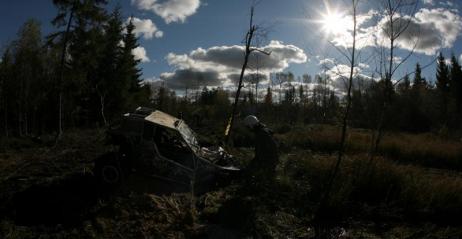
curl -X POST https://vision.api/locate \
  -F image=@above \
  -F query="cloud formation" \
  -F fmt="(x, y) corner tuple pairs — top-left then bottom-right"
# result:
(159, 41), (307, 89)
(129, 17), (163, 39)
(132, 46), (150, 63)
(160, 69), (223, 89)
(380, 8), (462, 55)
(167, 41), (307, 72)
(317, 57), (373, 92)
(422, 0), (434, 5)
(228, 73), (269, 86)
(131, 0), (201, 24)
(329, 7), (462, 55)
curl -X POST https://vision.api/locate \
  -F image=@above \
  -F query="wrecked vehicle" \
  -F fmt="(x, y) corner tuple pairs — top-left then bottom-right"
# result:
(94, 107), (239, 191)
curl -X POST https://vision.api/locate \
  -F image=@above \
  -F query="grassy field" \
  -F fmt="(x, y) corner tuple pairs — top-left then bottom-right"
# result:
(275, 124), (462, 171)
(0, 125), (462, 238)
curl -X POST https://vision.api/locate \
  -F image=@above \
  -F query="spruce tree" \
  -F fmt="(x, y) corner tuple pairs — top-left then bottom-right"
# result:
(397, 74), (411, 94)
(413, 63), (426, 90)
(450, 54), (462, 127)
(0, 49), (13, 137)
(97, 6), (124, 123)
(50, 0), (108, 130)
(264, 87), (272, 105)
(118, 17), (146, 110)
(436, 52), (450, 125)
(436, 53), (450, 91)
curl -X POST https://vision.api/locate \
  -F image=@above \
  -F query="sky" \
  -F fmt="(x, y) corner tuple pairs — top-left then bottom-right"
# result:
(1, 0), (462, 95)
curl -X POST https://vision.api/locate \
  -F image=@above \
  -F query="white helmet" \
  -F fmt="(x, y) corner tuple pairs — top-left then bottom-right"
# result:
(244, 115), (259, 128)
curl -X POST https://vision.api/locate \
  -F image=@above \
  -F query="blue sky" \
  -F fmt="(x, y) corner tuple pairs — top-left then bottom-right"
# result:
(1, 0), (462, 93)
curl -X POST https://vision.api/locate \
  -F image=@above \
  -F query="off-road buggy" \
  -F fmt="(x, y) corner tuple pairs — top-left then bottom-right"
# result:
(94, 107), (239, 191)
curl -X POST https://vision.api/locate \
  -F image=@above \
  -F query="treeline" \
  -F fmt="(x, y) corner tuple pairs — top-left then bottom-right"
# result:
(153, 54), (462, 136)
(0, 1), (150, 137)
(1, 1), (462, 139)
(352, 56), (462, 133)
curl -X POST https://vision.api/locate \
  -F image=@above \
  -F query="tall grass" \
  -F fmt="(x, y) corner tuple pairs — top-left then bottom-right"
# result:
(276, 125), (462, 171)
(280, 152), (462, 224)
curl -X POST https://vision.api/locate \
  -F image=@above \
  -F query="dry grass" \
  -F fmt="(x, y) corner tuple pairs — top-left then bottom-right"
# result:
(280, 151), (462, 223)
(275, 125), (462, 170)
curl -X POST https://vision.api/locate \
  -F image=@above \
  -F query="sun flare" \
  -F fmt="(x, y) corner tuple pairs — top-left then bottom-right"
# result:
(320, 11), (346, 35)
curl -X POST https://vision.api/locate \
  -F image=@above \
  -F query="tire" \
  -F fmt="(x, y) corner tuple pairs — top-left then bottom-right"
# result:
(94, 153), (124, 189)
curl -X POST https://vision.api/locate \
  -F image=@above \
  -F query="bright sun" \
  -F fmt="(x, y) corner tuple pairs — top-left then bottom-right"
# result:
(320, 11), (345, 35)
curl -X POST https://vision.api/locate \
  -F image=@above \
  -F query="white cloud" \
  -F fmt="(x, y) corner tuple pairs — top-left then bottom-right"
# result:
(129, 17), (163, 39)
(390, 56), (403, 64)
(317, 57), (374, 92)
(131, 0), (201, 24)
(460, 54), (462, 63)
(377, 8), (462, 55)
(160, 69), (223, 89)
(325, 10), (379, 49)
(326, 64), (361, 81)
(423, 0), (434, 5)
(402, 8), (461, 55)
(159, 41), (307, 89)
(169, 40), (307, 72)
(328, 7), (462, 55)
(132, 46), (150, 62)
(318, 58), (335, 66)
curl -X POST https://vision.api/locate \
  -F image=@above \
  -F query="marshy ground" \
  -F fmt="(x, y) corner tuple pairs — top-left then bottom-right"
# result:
(1, 126), (462, 238)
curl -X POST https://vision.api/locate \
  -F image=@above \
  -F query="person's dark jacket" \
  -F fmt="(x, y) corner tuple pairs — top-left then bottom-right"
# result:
(249, 124), (279, 176)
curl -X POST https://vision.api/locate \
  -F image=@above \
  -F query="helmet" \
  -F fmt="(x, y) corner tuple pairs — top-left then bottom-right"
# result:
(244, 115), (259, 128)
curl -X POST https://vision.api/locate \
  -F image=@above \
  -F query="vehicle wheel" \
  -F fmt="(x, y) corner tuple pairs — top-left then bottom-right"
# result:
(94, 153), (124, 188)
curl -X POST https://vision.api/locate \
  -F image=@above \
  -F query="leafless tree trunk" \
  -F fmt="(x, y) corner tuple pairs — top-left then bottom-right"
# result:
(314, 1), (359, 237)
(3, 98), (8, 138)
(100, 95), (107, 126)
(56, 7), (75, 142)
(224, 6), (270, 143)
(369, 0), (418, 164)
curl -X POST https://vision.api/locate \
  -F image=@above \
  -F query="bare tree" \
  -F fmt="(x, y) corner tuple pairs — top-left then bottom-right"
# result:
(314, 1), (360, 237)
(53, 1), (76, 142)
(368, 0), (418, 163)
(224, 5), (270, 143)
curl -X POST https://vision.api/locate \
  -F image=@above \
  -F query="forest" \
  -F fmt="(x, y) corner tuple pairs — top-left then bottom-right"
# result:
(1, 0), (462, 238)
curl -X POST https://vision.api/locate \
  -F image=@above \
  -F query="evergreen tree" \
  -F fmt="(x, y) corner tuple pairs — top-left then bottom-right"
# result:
(118, 17), (147, 110)
(283, 85), (296, 105)
(0, 49), (13, 137)
(12, 20), (45, 136)
(436, 53), (450, 125)
(449, 54), (462, 127)
(50, 0), (109, 130)
(436, 53), (450, 91)
(298, 84), (305, 104)
(96, 6), (124, 124)
(397, 74), (411, 94)
(413, 63), (426, 90)
(264, 87), (272, 105)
